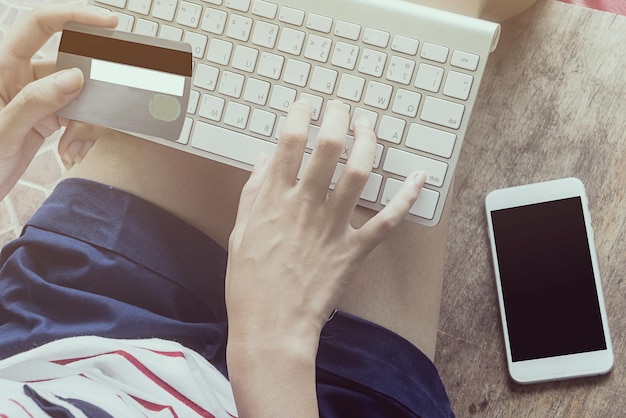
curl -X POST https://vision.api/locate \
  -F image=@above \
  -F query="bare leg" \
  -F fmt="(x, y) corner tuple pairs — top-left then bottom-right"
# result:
(338, 191), (453, 361)
(68, 129), (450, 359)
(66, 129), (249, 250)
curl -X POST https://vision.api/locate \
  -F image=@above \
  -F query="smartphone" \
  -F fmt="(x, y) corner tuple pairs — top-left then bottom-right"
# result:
(485, 178), (613, 384)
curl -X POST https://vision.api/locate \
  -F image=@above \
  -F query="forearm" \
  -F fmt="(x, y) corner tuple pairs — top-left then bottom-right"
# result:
(227, 334), (320, 418)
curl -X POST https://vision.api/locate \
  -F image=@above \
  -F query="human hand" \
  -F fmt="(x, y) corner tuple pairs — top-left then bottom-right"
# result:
(0, 6), (117, 199)
(226, 100), (427, 355)
(225, 101), (426, 416)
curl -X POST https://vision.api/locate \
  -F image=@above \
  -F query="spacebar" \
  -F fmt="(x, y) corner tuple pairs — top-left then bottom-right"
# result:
(191, 121), (277, 166)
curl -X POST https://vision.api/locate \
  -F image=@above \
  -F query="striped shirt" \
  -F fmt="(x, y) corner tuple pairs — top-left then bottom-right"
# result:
(0, 336), (237, 417)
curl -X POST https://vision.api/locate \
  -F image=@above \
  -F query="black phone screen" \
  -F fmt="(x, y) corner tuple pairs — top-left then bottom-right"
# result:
(490, 197), (607, 362)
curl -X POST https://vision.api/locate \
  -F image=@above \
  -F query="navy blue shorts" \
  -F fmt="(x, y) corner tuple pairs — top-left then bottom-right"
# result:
(0, 178), (454, 417)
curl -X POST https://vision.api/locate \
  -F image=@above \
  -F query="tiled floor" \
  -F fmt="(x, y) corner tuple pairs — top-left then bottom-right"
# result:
(0, 131), (66, 248)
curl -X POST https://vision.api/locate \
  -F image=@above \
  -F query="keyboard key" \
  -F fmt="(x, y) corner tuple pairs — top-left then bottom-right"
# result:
(219, 71), (245, 98)
(193, 64), (219, 91)
(152, 0), (177, 21)
(443, 71), (474, 101)
(159, 24), (183, 41)
(191, 121), (277, 166)
(283, 59), (311, 87)
(114, 13), (134, 31)
(304, 34), (333, 63)
(331, 42), (359, 70)
(381, 178), (439, 220)
(363, 81), (393, 110)
(358, 49), (387, 77)
(207, 38), (233, 65)
(279, 6), (305, 26)
(391, 35), (419, 55)
(269, 85), (297, 112)
(310, 66), (338, 95)
(421, 42), (449, 63)
(201, 8), (227, 35)
(252, 0), (278, 19)
(337, 74), (365, 102)
(420, 96), (465, 130)
(392, 89), (421, 118)
(277, 27), (306, 55)
(363, 28), (390, 48)
(224, 102), (251, 128)
(451, 50), (480, 71)
(386, 56), (415, 85)
(188, 90), (200, 114)
(199, 94), (225, 121)
(95, 0), (126, 7)
(225, 0), (250, 12)
(414, 63), (444, 93)
(128, 0), (151, 15)
(377, 115), (406, 144)
(406, 123), (456, 158)
(135, 19), (158, 36)
(243, 78), (270, 105)
(257, 52), (284, 79)
(184, 31), (208, 58)
(252, 21), (279, 48)
(306, 14), (333, 33)
(334, 21), (361, 41)
(226, 14), (253, 41)
(232, 45), (259, 73)
(177, 1), (202, 28)
(249, 109), (277, 137)
(383, 148), (448, 187)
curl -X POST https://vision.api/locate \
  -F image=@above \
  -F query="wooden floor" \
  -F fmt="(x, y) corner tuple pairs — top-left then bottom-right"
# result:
(435, 1), (625, 416)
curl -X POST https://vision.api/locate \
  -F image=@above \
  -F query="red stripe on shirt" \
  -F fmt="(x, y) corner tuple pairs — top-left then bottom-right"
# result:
(8, 399), (34, 418)
(54, 350), (216, 418)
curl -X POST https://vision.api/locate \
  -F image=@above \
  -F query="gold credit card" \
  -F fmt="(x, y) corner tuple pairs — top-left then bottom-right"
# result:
(56, 22), (192, 141)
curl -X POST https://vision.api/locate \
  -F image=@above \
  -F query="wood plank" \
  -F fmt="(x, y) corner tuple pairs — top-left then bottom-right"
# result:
(435, 0), (626, 415)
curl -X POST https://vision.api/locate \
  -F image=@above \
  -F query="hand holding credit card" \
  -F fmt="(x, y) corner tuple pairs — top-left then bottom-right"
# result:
(56, 22), (192, 141)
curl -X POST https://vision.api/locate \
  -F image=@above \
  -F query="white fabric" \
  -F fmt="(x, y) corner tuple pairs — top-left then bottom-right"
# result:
(0, 336), (237, 417)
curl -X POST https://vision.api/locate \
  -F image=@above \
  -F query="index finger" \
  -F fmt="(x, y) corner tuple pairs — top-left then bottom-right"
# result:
(1, 5), (118, 61)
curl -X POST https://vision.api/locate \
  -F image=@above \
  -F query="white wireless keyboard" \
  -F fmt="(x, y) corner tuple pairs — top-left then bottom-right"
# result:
(92, 0), (500, 226)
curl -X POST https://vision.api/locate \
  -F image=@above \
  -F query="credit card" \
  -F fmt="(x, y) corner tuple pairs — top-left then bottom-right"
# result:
(56, 22), (192, 141)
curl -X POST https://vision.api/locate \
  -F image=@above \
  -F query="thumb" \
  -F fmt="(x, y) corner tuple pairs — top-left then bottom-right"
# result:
(1, 68), (84, 139)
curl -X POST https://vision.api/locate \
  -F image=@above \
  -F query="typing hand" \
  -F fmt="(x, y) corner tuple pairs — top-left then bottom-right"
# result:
(0, 6), (117, 199)
(226, 99), (426, 355)
(226, 100), (426, 416)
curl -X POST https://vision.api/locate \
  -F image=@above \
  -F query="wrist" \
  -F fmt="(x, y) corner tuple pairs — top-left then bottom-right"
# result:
(227, 321), (321, 368)
(226, 330), (320, 418)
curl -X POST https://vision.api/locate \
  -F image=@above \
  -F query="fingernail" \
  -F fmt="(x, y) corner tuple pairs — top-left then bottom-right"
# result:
(414, 171), (428, 185)
(357, 117), (373, 130)
(97, 8), (116, 16)
(80, 140), (95, 158)
(55, 68), (83, 95)
(253, 153), (268, 172)
(63, 140), (83, 167)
